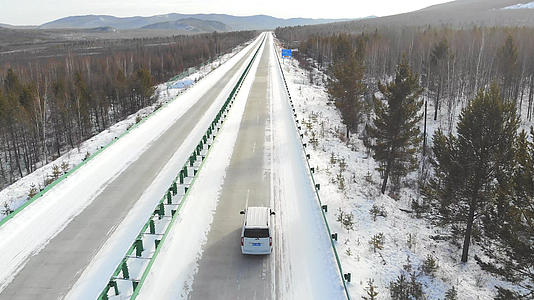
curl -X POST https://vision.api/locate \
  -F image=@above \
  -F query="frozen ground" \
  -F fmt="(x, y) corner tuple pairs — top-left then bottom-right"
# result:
(0, 34), (262, 292)
(0, 37), (253, 222)
(274, 37), (527, 299)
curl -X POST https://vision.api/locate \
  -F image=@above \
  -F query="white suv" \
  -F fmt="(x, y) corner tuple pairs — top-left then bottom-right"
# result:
(239, 207), (275, 255)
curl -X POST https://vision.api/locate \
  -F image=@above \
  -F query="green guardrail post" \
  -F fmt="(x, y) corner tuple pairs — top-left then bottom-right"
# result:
(111, 280), (119, 296)
(179, 170), (184, 184)
(167, 191), (172, 204)
(183, 166), (188, 178)
(189, 155), (194, 167)
(135, 239), (143, 257)
(149, 219), (155, 234)
(171, 182), (177, 195)
(132, 281), (138, 291)
(155, 239), (160, 249)
(322, 205), (328, 213)
(315, 183), (320, 190)
(158, 203), (164, 218)
(122, 261), (130, 279)
(203, 134), (207, 144)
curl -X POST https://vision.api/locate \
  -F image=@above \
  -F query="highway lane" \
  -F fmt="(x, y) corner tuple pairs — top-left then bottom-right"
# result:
(0, 36), (263, 300)
(188, 33), (274, 300)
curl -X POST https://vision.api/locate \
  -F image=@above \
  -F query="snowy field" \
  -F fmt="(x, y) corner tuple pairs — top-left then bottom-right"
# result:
(0, 34), (262, 292)
(274, 37), (526, 299)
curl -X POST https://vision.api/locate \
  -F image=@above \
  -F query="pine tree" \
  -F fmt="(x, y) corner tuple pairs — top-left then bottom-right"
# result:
(327, 34), (366, 140)
(477, 129), (534, 297)
(444, 286), (458, 300)
(362, 278), (379, 300)
(389, 272), (424, 300)
(424, 84), (519, 262)
(367, 58), (423, 194)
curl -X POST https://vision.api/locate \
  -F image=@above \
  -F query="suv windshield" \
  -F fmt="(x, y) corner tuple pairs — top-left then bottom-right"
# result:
(244, 228), (269, 238)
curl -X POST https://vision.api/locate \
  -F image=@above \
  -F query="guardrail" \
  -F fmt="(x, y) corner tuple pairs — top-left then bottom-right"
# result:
(272, 40), (351, 300)
(98, 34), (266, 300)
(0, 36), (260, 228)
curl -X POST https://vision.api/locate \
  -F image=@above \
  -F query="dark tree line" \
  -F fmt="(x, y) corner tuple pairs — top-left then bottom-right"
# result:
(276, 26), (534, 125)
(0, 31), (255, 188)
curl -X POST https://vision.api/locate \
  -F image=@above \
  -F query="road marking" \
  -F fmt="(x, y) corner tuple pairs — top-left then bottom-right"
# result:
(252, 142), (256, 153)
(245, 189), (250, 209)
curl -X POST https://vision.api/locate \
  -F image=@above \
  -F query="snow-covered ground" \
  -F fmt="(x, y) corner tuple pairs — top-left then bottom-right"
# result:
(0, 34), (262, 292)
(0, 37), (252, 222)
(502, 1), (534, 9)
(275, 38), (526, 299)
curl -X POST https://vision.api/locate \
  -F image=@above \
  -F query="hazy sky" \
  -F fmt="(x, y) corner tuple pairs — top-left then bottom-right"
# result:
(0, 0), (451, 26)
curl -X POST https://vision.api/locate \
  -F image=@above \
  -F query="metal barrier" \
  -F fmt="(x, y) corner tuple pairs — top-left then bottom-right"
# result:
(272, 39), (351, 300)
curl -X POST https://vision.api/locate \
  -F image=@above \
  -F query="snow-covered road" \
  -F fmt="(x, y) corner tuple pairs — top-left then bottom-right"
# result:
(137, 32), (346, 299)
(0, 34), (264, 299)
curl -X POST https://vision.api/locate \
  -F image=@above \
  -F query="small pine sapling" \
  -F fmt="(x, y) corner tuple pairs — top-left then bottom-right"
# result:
(421, 254), (439, 276)
(28, 184), (38, 199)
(369, 204), (388, 221)
(61, 161), (69, 174)
(369, 233), (385, 252)
(362, 278), (379, 300)
(444, 286), (458, 300)
(52, 164), (61, 180)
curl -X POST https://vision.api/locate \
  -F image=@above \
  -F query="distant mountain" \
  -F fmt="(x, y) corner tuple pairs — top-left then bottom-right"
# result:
(285, 0), (534, 35)
(142, 18), (230, 32)
(353, 0), (534, 27)
(39, 13), (351, 31)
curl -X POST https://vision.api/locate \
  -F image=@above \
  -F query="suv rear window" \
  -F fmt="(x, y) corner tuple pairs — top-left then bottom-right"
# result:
(244, 228), (269, 238)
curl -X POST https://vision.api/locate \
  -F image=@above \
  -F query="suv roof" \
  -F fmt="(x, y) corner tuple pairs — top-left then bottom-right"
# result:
(244, 207), (269, 228)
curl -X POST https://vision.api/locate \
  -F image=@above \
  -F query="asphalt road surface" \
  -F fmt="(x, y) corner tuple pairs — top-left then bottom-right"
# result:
(0, 37), (262, 300)
(188, 35), (274, 300)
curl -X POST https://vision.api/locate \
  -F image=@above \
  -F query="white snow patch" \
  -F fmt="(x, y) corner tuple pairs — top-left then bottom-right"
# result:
(502, 1), (534, 9)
